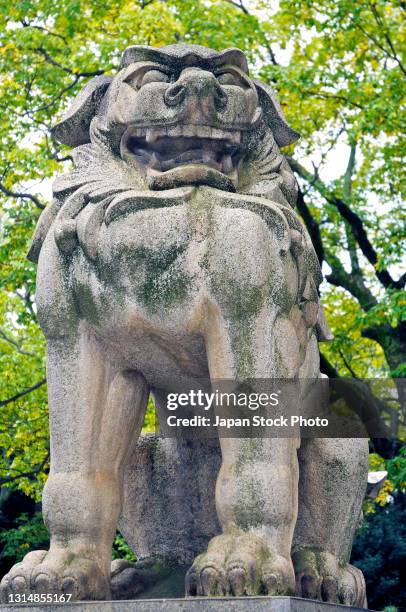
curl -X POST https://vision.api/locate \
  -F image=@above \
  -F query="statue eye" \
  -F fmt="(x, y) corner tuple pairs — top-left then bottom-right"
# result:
(140, 69), (170, 86)
(217, 72), (239, 86)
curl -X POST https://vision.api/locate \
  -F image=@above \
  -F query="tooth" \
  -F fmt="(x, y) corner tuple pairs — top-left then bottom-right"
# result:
(222, 155), (233, 174)
(150, 153), (161, 170)
(146, 129), (159, 143)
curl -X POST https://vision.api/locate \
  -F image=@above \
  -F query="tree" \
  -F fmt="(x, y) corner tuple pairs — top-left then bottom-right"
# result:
(351, 492), (406, 610)
(0, 0), (404, 507)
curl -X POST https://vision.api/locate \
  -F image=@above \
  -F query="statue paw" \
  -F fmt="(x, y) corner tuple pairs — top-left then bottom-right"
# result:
(293, 549), (366, 607)
(185, 534), (231, 596)
(186, 533), (295, 597)
(338, 563), (367, 607)
(0, 548), (109, 603)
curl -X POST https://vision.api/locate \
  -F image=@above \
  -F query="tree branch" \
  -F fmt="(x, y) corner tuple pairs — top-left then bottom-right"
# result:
(288, 157), (405, 290)
(343, 143), (363, 275)
(0, 454), (49, 486)
(0, 181), (45, 210)
(0, 329), (36, 357)
(15, 290), (36, 319)
(225, 0), (249, 14)
(21, 20), (68, 44)
(45, 132), (74, 164)
(224, 0), (278, 65)
(325, 254), (377, 310)
(36, 47), (105, 77)
(296, 184), (377, 308)
(302, 89), (365, 110)
(0, 380), (46, 407)
(369, 3), (406, 76)
(338, 348), (359, 378)
(296, 186), (325, 265)
(28, 75), (80, 115)
(320, 353), (400, 458)
(343, 143), (356, 200)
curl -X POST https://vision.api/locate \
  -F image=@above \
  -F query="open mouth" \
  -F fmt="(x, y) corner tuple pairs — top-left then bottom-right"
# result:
(121, 125), (243, 190)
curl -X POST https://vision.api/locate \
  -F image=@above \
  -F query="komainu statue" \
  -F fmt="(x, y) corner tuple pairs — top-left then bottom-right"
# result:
(0, 45), (369, 606)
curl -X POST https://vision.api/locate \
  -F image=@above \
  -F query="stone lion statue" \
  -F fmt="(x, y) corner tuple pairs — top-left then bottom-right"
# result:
(0, 44), (368, 606)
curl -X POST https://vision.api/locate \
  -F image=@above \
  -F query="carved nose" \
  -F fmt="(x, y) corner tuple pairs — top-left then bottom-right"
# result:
(164, 68), (227, 115)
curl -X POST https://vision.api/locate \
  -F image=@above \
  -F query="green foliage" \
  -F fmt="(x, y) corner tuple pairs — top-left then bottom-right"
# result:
(0, 512), (49, 563)
(321, 285), (388, 377)
(0, 6), (404, 606)
(370, 447), (406, 495)
(366, 450), (405, 512)
(112, 532), (137, 562)
(351, 493), (406, 610)
(0, 296), (48, 500)
(0, 0), (404, 508)
(0, 512), (137, 565)
(143, 395), (157, 433)
(0, 0), (262, 500)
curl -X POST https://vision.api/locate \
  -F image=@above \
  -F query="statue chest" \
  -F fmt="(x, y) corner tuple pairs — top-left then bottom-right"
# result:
(36, 188), (298, 345)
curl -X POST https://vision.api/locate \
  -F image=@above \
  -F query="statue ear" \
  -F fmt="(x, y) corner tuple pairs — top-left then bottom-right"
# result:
(52, 75), (113, 147)
(254, 80), (300, 147)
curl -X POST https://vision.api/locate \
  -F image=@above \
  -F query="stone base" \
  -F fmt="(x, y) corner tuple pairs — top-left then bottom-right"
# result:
(0, 597), (371, 611)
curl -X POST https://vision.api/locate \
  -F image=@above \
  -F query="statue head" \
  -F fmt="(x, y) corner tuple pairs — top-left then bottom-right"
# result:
(53, 44), (299, 193)
(28, 44), (303, 264)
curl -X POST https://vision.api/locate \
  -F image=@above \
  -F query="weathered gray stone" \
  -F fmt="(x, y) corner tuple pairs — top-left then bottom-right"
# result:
(119, 436), (221, 567)
(0, 596), (372, 612)
(116, 435), (368, 603)
(1, 43), (368, 607)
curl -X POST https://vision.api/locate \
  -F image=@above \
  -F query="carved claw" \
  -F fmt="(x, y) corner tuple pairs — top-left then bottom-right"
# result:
(227, 566), (247, 596)
(321, 575), (338, 603)
(185, 570), (199, 597)
(200, 567), (221, 596)
(187, 534), (295, 598)
(0, 550), (108, 603)
(293, 549), (366, 607)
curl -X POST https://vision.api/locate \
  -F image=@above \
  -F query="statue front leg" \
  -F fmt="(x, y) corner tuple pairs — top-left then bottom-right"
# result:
(186, 306), (300, 597)
(0, 332), (149, 603)
(186, 436), (299, 597)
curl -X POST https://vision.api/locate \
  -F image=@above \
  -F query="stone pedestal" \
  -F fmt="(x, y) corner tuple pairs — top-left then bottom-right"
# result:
(0, 597), (371, 611)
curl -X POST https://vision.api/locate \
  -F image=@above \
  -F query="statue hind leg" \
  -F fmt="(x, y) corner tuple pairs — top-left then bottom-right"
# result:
(0, 331), (149, 603)
(293, 334), (369, 606)
(293, 436), (369, 607)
